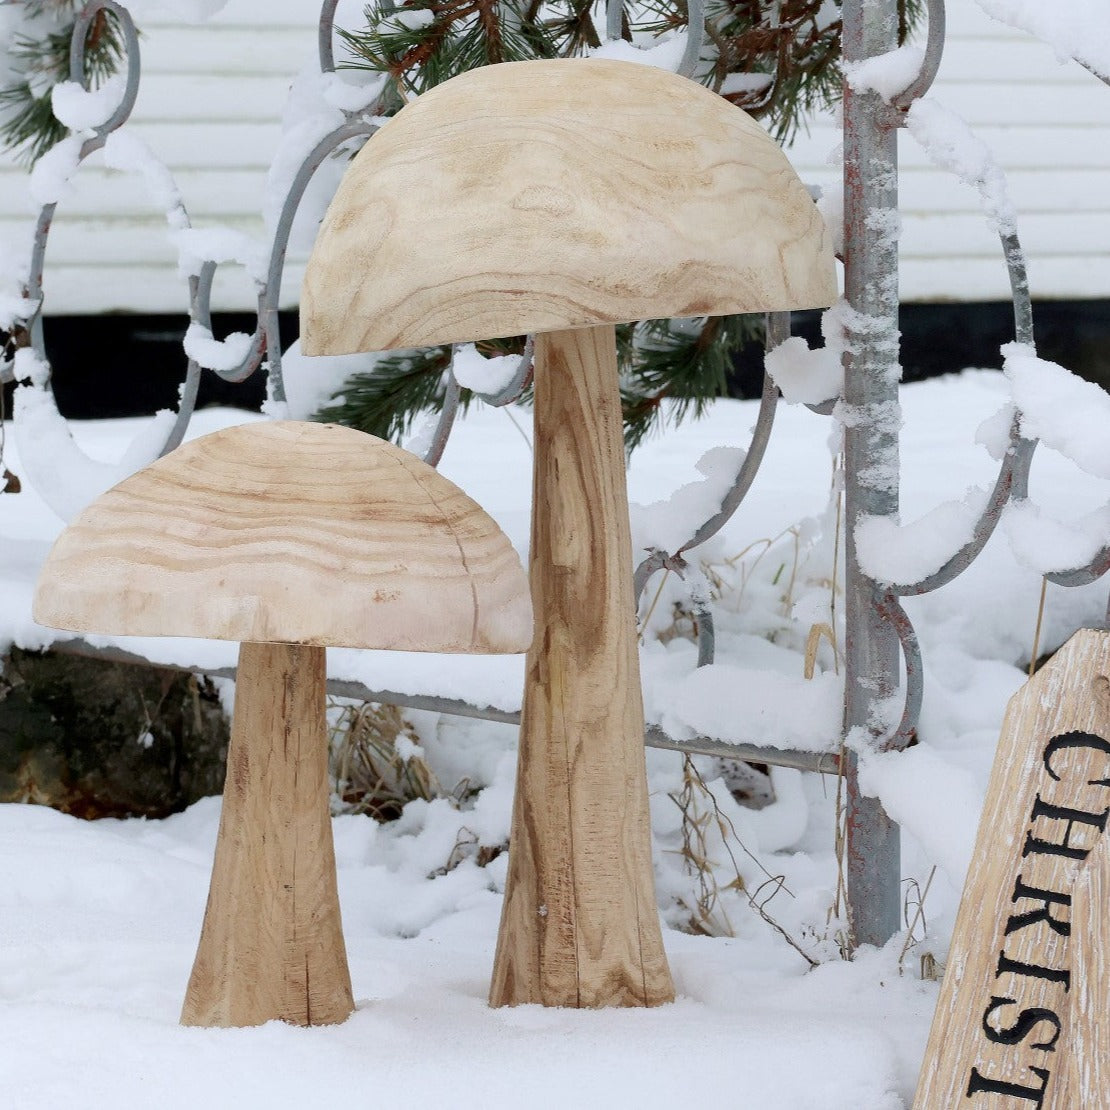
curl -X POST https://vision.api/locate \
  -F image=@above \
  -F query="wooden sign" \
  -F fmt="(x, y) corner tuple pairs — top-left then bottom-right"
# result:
(914, 628), (1110, 1108)
(1063, 824), (1110, 1108)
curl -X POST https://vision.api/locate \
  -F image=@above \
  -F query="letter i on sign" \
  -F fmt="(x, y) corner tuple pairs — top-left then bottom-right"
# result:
(913, 629), (1110, 1109)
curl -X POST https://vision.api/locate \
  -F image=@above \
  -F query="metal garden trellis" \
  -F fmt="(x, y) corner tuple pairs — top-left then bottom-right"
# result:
(1, 0), (1108, 952)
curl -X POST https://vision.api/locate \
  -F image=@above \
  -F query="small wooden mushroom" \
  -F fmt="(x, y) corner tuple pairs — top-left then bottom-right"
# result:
(32, 420), (532, 1027)
(301, 58), (836, 1008)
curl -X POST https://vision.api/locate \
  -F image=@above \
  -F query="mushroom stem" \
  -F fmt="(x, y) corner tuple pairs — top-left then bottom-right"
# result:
(490, 325), (674, 1007)
(181, 640), (354, 1027)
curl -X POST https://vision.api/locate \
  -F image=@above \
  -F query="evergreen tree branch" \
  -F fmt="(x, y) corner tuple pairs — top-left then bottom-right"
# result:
(0, 2), (126, 165)
(315, 347), (456, 443)
(621, 315), (763, 451)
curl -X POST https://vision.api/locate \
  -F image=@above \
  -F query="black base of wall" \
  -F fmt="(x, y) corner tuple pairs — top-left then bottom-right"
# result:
(4, 300), (1109, 419)
(4, 311), (293, 420)
(729, 298), (1110, 399)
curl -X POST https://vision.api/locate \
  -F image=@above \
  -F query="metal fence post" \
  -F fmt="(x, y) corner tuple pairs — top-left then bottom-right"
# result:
(841, 0), (904, 948)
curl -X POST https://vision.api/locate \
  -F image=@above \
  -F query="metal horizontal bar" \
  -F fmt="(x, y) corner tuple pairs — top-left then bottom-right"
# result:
(643, 727), (841, 776)
(35, 637), (840, 774)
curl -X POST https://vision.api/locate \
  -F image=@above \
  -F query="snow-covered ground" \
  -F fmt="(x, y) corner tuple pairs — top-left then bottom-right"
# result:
(1, 370), (1107, 1107)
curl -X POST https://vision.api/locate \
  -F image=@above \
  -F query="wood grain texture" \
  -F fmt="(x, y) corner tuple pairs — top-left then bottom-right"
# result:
(913, 629), (1110, 1108)
(1061, 824), (1110, 1109)
(300, 58), (835, 355)
(181, 641), (354, 1027)
(488, 326), (674, 1008)
(33, 420), (532, 654)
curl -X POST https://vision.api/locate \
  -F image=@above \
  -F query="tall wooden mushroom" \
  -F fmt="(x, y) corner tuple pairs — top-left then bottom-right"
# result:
(301, 58), (836, 1008)
(32, 420), (532, 1027)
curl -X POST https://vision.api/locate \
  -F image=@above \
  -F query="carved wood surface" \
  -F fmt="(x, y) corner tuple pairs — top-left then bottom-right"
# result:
(181, 641), (353, 1027)
(300, 58), (836, 355)
(913, 629), (1110, 1108)
(1061, 806), (1110, 1109)
(34, 421), (532, 654)
(488, 326), (674, 1008)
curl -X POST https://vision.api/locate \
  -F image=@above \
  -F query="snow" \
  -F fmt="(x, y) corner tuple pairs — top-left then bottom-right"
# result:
(0, 370), (1107, 1104)
(976, 0), (1110, 79)
(27, 136), (84, 207)
(182, 322), (253, 374)
(50, 76), (128, 132)
(844, 45), (925, 102)
(450, 344), (522, 397)
(280, 338), (379, 421)
(719, 72), (773, 98)
(1003, 498), (1110, 576)
(904, 99), (1018, 236)
(12, 378), (177, 523)
(385, 7), (436, 33)
(263, 67), (381, 256)
(856, 487), (992, 587)
(765, 330), (843, 407)
(1003, 343), (1110, 480)
(856, 744), (983, 886)
(171, 227), (265, 283)
(102, 131), (189, 232)
(649, 663), (843, 753)
(630, 445), (748, 556)
(588, 34), (690, 72)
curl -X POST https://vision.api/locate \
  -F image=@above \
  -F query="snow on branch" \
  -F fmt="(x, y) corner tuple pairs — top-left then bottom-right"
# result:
(976, 0), (1110, 82)
(764, 303), (847, 407)
(1004, 499), (1110, 576)
(855, 488), (993, 587)
(183, 323), (253, 374)
(13, 350), (177, 523)
(28, 136), (83, 206)
(102, 131), (189, 233)
(1003, 343), (1110, 481)
(904, 99), (1017, 236)
(50, 76), (128, 134)
(996, 346), (1110, 576)
(844, 45), (925, 102)
(450, 344), (521, 396)
(630, 445), (749, 557)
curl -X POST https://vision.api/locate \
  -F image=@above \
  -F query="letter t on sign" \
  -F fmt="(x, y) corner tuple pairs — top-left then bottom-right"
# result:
(913, 629), (1110, 1109)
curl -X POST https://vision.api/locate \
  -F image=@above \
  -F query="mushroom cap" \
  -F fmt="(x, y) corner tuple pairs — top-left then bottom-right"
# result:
(33, 421), (533, 654)
(301, 58), (836, 355)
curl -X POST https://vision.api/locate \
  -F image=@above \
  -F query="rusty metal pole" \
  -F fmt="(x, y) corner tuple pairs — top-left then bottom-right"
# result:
(841, 0), (903, 949)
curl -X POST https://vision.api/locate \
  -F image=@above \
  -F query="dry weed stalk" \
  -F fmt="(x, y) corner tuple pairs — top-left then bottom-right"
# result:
(898, 866), (937, 976)
(433, 825), (505, 876)
(669, 755), (817, 967)
(327, 699), (443, 820)
(1029, 575), (1048, 677)
(700, 527), (799, 619)
(828, 742), (851, 959)
(804, 622), (837, 680)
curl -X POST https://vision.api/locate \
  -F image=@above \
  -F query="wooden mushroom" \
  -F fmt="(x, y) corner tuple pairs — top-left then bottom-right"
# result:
(32, 420), (532, 1027)
(301, 58), (836, 1008)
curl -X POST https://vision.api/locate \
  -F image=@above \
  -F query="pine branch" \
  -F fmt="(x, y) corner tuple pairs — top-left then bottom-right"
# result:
(314, 347), (456, 443)
(339, 0), (559, 100)
(0, 2), (126, 165)
(621, 314), (763, 451)
(313, 334), (533, 443)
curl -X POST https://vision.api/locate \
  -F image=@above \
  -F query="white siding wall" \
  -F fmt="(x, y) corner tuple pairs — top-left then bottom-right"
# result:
(2, 1), (1108, 314)
(0, 1), (318, 315)
(786, 1), (1110, 302)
